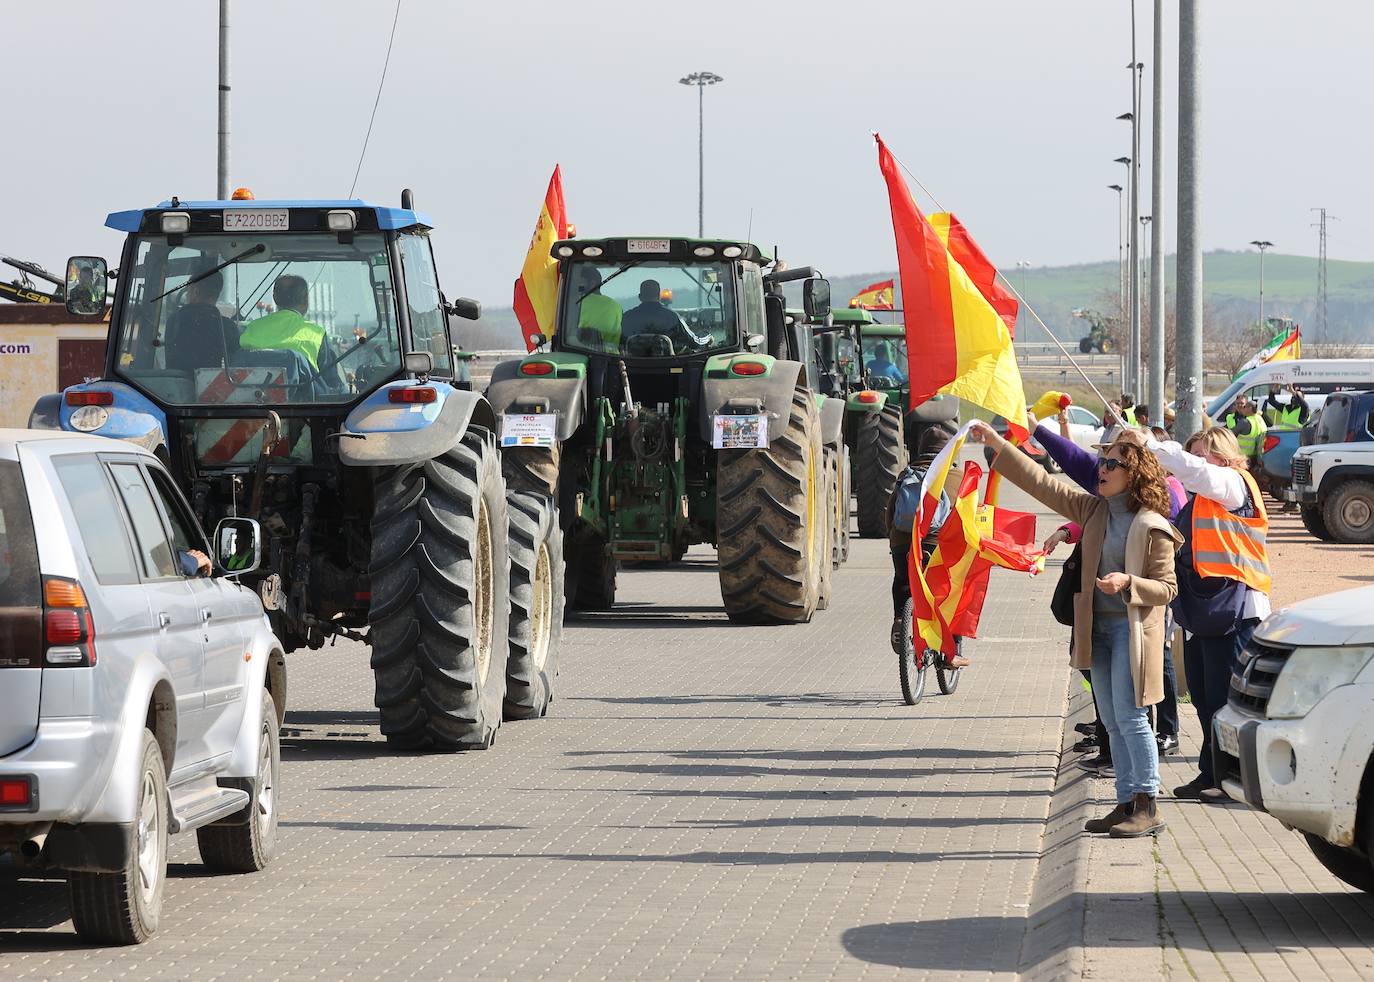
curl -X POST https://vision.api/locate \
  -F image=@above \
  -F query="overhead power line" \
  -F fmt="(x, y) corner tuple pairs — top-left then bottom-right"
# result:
(349, 0), (404, 198)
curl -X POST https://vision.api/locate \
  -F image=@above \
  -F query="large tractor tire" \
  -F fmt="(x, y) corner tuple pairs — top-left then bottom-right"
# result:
(502, 444), (560, 497)
(717, 387), (824, 623)
(504, 492), (565, 720)
(854, 405), (906, 538)
(368, 429), (511, 750)
(567, 534), (616, 611)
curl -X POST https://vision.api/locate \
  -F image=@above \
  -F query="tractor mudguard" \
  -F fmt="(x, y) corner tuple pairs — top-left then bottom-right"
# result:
(485, 353), (587, 441)
(699, 354), (805, 446)
(818, 395), (845, 448)
(57, 381), (168, 454)
(909, 393), (960, 425)
(845, 390), (890, 413)
(339, 380), (497, 466)
(28, 393), (63, 430)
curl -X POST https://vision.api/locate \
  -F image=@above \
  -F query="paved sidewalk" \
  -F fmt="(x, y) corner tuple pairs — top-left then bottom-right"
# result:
(1075, 697), (1374, 980)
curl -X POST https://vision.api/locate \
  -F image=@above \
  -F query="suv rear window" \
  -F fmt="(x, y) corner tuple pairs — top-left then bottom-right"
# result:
(0, 460), (40, 607)
(52, 456), (140, 585)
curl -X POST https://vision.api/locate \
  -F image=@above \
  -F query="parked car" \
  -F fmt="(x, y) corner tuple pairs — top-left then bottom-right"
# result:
(0, 430), (285, 944)
(1282, 390), (1374, 542)
(1213, 586), (1374, 892)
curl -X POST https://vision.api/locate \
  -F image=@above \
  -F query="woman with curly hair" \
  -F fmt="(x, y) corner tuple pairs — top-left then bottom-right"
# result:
(969, 421), (1182, 837)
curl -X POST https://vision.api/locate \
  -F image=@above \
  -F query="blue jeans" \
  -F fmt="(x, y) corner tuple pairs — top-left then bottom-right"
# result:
(1182, 618), (1258, 787)
(1091, 614), (1159, 801)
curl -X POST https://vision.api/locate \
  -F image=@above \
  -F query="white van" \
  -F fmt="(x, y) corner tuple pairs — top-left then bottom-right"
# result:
(1206, 359), (1374, 421)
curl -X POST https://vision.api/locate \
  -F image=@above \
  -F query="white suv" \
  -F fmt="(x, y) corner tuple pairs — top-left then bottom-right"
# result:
(1213, 586), (1374, 891)
(0, 430), (285, 943)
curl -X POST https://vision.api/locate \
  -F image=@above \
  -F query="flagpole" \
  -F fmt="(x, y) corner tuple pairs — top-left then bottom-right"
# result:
(877, 137), (1126, 430)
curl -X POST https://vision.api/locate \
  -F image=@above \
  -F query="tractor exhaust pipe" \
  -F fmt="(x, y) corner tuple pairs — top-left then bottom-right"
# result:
(20, 824), (53, 860)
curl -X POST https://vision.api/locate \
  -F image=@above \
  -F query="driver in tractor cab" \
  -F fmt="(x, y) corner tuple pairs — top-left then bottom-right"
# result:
(240, 274), (330, 372)
(573, 265), (623, 349)
(620, 278), (710, 352)
(866, 340), (905, 384)
(165, 269), (240, 370)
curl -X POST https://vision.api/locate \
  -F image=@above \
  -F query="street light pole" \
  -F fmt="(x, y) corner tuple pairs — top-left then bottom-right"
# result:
(1115, 154), (1132, 374)
(218, 0), (231, 199)
(1016, 260), (1031, 305)
(1109, 184), (1124, 311)
(1250, 239), (1273, 331)
(679, 71), (723, 237)
(1148, 0), (1166, 428)
(1176, 0), (1204, 441)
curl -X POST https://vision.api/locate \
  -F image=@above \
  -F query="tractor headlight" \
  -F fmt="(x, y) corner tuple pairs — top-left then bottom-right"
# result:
(722, 245), (743, 258)
(160, 212), (191, 234)
(556, 246), (576, 258)
(68, 405), (109, 432)
(1268, 646), (1374, 719)
(693, 246), (716, 258)
(326, 209), (357, 232)
(581, 245), (604, 258)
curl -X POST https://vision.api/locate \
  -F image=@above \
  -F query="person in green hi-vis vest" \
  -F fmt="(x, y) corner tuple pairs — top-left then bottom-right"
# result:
(571, 265), (622, 348)
(240, 275), (328, 370)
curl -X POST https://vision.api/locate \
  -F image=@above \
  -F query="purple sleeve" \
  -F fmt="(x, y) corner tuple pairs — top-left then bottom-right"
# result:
(1166, 476), (1186, 520)
(1034, 423), (1099, 494)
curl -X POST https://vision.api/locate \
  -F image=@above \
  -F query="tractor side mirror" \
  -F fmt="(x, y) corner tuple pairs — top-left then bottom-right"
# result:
(214, 517), (262, 576)
(449, 297), (482, 321)
(65, 256), (108, 317)
(803, 278), (831, 321)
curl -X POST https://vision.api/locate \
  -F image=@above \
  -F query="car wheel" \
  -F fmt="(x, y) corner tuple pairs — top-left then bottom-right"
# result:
(68, 731), (168, 944)
(197, 689), (281, 872)
(1304, 833), (1374, 892)
(1323, 480), (1374, 544)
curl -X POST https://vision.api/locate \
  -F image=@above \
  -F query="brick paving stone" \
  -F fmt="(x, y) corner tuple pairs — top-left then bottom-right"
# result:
(2, 482), (1071, 979)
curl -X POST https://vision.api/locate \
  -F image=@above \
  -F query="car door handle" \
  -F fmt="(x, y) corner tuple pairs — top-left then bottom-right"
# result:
(158, 612), (171, 628)
(200, 608), (213, 623)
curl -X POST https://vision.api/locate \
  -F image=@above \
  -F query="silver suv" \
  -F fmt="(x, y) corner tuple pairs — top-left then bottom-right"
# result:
(0, 430), (285, 944)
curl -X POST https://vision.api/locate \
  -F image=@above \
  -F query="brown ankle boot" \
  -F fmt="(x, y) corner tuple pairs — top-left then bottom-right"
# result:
(1109, 793), (1166, 838)
(1083, 800), (1133, 833)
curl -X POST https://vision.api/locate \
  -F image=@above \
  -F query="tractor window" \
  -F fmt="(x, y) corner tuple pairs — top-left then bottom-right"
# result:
(557, 260), (738, 359)
(397, 233), (453, 376)
(861, 334), (908, 389)
(113, 232), (402, 406)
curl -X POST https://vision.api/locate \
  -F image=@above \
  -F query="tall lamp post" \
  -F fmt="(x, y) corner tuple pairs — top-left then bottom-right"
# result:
(1114, 154), (1133, 384)
(1109, 184), (1125, 311)
(218, 0), (231, 199)
(679, 71), (723, 237)
(1250, 239), (1273, 332)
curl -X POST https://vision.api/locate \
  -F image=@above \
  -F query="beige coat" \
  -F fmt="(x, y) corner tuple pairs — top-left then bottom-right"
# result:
(992, 442), (1182, 708)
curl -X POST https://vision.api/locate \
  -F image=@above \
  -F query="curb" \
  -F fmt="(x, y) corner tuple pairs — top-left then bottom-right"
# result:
(1017, 678), (1096, 981)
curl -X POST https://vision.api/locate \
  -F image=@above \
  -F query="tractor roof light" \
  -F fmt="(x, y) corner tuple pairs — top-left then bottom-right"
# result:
(721, 245), (743, 258)
(520, 361), (555, 376)
(581, 245), (604, 258)
(160, 212), (191, 234)
(231, 187), (256, 200)
(731, 360), (767, 376)
(326, 209), (357, 232)
(693, 246), (716, 258)
(857, 390), (881, 404)
(556, 245), (576, 258)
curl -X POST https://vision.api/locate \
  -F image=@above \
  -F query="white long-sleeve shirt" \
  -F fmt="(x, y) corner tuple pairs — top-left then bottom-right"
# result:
(1146, 437), (1272, 622)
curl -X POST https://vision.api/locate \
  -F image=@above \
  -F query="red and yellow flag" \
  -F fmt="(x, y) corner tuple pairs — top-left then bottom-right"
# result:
(849, 278), (896, 311)
(513, 166), (568, 351)
(931, 213), (1020, 337)
(874, 134), (1028, 441)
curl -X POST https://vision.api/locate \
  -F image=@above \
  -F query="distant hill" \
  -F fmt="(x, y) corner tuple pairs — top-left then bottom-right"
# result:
(457, 250), (1374, 351)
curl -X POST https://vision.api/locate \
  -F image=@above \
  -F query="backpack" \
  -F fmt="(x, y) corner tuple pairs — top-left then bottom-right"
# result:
(892, 465), (949, 536)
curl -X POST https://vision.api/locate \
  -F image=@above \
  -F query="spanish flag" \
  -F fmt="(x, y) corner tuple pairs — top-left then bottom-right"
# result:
(513, 166), (568, 351)
(931, 213), (1020, 337)
(849, 278), (896, 311)
(875, 135), (1028, 441)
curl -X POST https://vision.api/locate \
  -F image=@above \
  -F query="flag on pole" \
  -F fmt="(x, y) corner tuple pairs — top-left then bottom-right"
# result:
(930, 213), (1020, 337)
(909, 421), (1044, 657)
(1234, 320), (1302, 378)
(513, 166), (568, 351)
(849, 278), (896, 310)
(874, 134), (1028, 441)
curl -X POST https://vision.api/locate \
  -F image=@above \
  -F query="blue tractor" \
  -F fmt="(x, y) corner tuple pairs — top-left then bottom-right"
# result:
(34, 191), (564, 749)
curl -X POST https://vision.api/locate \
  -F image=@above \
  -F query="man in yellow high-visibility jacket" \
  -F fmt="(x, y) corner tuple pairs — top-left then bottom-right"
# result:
(1224, 394), (1268, 462)
(240, 275), (328, 370)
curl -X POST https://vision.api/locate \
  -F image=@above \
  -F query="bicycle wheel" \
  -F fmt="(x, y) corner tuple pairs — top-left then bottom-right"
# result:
(897, 600), (927, 706)
(936, 636), (964, 695)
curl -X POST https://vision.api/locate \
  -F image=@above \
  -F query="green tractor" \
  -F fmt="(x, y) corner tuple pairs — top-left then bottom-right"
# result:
(486, 237), (840, 623)
(833, 315), (959, 537)
(1073, 307), (1116, 354)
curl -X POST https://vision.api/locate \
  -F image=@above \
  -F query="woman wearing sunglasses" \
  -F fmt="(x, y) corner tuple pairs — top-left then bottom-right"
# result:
(969, 420), (1181, 837)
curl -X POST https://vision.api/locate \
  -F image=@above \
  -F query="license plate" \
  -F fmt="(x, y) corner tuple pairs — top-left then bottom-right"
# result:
(500, 412), (557, 448)
(626, 238), (670, 254)
(223, 209), (289, 231)
(713, 413), (768, 449)
(1215, 718), (1240, 757)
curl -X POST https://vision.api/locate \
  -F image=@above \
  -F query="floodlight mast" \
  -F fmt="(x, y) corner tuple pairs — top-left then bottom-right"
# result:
(679, 71), (724, 237)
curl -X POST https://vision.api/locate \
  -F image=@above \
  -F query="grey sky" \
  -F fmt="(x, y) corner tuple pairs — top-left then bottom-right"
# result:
(4, 1), (1372, 306)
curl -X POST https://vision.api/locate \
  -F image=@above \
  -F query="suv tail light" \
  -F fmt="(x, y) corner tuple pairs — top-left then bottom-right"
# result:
(1263, 434), (1279, 454)
(0, 778), (33, 810)
(42, 577), (95, 667)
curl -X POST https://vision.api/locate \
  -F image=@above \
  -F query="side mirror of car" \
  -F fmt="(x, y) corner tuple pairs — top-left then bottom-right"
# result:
(65, 256), (108, 317)
(214, 517), (262, 576)
(803, 278), (832, 321)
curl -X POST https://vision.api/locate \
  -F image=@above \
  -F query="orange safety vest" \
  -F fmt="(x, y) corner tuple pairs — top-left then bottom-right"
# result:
(1191, 466), (1271, 594)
